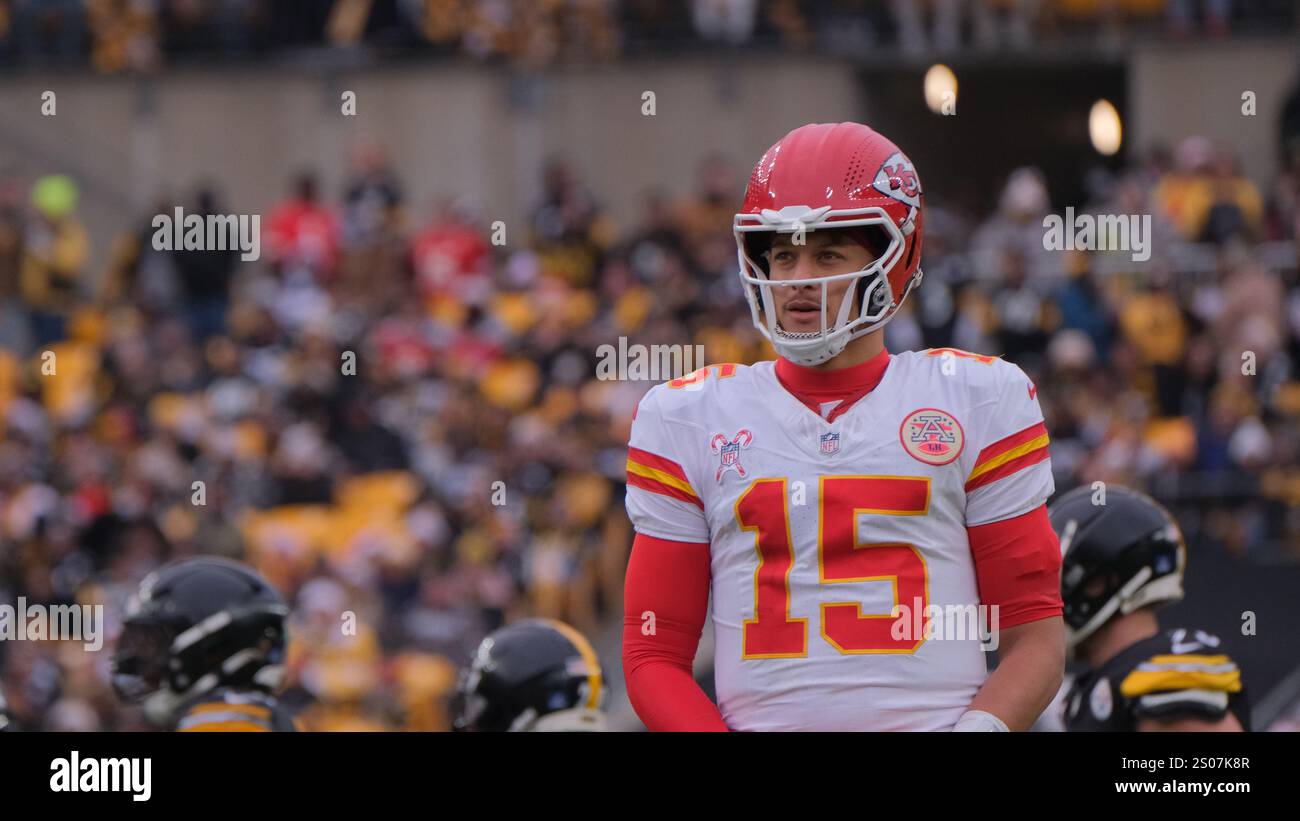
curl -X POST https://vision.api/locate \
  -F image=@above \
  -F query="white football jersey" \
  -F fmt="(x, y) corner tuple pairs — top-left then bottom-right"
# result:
(625, 349), (1054, 731)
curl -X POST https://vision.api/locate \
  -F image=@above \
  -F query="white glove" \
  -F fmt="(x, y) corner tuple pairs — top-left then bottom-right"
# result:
(952, 710), (1010, 732)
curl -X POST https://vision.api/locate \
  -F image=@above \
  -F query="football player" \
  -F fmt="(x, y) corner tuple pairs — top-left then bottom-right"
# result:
(112, 556), (297, 732)
(454, 619), (607, 732)
(621, 122), (1065, 731)
(1050, 485), (1249, 731)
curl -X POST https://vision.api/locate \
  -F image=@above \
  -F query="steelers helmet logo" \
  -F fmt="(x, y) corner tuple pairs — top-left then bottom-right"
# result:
(899, 408), (964, 466)
(1089, 677), (1113, 721)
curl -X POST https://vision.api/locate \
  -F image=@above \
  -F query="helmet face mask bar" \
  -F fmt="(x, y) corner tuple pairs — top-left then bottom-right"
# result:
(110, 618), (177, 704)
(733, 123), (925, 367)
(734, 205), (916, 366)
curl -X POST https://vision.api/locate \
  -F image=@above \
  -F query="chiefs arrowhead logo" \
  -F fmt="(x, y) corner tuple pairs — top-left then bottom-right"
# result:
(872, 151), (922, 208)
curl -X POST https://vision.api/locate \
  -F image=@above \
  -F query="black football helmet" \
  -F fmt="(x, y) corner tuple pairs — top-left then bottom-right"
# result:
(112, 556), (290, 726)
(454, 619), (607, 732)
(1048, 485), (1186, 650)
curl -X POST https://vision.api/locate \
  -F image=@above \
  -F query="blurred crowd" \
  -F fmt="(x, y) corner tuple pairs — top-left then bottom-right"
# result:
(0, 0), (1293, 73)
(0, 124), (1298, 730)
(897, 136), (1300, 565)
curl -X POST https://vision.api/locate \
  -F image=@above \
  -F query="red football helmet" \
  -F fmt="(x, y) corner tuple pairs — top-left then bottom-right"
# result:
(734, 122), (924, 365)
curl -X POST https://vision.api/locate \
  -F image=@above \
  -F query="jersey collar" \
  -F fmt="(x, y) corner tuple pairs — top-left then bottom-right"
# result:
(775, 348), (891, 423)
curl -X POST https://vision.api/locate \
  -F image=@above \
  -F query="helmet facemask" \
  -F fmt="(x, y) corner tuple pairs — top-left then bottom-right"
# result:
(111, 618), (177, 705)
(734, 205), (918, 366)
(1061, 523), (1186, 651)
(113, 601), (288, 726)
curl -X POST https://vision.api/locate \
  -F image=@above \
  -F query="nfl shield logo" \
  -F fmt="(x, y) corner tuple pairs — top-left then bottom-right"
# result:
(711, 429), (753, 482)
(720, 442), (740, 466)
(819, 432), (840, 455)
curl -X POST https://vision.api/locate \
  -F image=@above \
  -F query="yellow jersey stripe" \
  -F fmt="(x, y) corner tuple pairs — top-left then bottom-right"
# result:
(178, 720), (273, 732)
(187, 702), (272, 719)
(626, 459), (699, 499)
(1120, 669), (1242, 698)
(967, 434), (1049, 482)
(1145, 654), (1234, 668)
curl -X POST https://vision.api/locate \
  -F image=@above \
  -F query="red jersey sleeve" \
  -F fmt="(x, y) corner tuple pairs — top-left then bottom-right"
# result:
(622, 533), (728, 732)
(967, 504), (1063, 629)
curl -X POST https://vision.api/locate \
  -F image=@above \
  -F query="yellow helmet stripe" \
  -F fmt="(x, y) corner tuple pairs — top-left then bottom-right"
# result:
(541, 619), (603, 710)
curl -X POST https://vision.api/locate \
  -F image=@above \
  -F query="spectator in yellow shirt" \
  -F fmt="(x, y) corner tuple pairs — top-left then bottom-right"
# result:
(21, 175), (88, 347)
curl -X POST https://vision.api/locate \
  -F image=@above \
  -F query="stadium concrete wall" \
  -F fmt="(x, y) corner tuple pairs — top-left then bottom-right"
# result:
(0, 40), (1293, 278)
(1130, 39), (1297, 185)
(0, 56), (860, 273)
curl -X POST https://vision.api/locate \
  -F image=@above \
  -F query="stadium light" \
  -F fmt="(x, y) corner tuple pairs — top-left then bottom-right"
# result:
(1089, 99), (1122, 156)
(924, 64), (958, 115)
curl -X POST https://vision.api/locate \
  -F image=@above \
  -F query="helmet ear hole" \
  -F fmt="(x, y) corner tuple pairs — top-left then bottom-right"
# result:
(901, 231), (919, 274)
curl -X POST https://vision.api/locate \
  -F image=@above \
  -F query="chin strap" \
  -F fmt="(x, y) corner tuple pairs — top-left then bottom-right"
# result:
(952, 710), (1010, 732)
(143, 671), (219, 726)
(145, 651), (283, 727)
